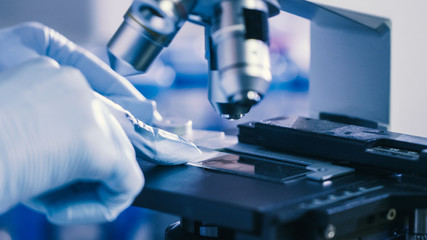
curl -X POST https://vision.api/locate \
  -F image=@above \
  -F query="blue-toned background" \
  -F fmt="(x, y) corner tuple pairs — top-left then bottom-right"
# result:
(0, 1), (310, 239)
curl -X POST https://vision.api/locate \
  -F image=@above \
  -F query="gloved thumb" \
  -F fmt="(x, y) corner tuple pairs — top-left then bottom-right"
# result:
(94, 93), (202, 165)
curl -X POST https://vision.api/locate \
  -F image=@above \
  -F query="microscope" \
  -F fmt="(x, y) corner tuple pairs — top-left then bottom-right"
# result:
(108, 0), (427, 239)
(108, 0), (427, 136)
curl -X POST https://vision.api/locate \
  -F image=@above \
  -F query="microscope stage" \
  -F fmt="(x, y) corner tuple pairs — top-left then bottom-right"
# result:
(134, 117), (427, 239)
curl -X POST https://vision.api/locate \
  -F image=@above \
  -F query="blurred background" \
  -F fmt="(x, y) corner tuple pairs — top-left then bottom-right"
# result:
(0, 0), (310, 239)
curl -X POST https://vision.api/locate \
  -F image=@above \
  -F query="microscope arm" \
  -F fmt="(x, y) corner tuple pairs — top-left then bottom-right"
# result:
(279, 0), (427, 137)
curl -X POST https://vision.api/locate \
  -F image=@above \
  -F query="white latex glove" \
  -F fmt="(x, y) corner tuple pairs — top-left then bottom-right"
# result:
(0, 21), (160, 124)
(0, 22), (202, 165)
(0, 57), (143, 224)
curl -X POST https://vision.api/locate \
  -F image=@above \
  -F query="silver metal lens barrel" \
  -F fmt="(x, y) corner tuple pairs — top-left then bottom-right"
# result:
(108, 0), (196, 73)
(208, 0), (272, 120)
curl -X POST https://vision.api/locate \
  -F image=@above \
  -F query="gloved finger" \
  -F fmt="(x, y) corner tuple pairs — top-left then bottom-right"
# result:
(0, 22), (141, 99)
(94, 92), (202, 165)
(0, 22), (163, 123)
(106, 95), (162, 125)
(23, 181), (137, 225)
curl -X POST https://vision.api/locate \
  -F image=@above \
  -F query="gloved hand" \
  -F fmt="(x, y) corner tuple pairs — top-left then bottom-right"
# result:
(0, 22), (202, 165)
(0, 57), (143, 224)
(0, 22), (203, 224)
